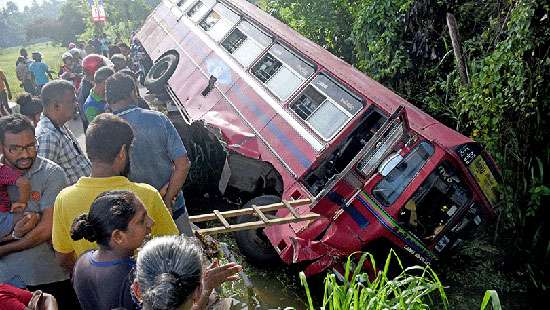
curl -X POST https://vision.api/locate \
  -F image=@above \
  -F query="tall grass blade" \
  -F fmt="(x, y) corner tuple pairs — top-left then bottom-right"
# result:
(299, 272), (314, 310)
(480, 290), (501, 310)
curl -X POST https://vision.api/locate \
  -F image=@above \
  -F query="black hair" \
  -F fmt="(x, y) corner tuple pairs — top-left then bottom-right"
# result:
(15, 93), (32, 106)
(86, 113), (134, 164)
(135, 236), (203, 310)
(41, 80), (75, 108)
(16, 56), (26, 65)
(0, 114), (35, 144)
(105, 72), (136, 105)
(21, 98), (44, 118)
(118, 68), (137, 80)
(109, 46), (122, 57)
(70, 190), (137, 248)
(94, 66), (115, 84)
(20, 48), (28, 57)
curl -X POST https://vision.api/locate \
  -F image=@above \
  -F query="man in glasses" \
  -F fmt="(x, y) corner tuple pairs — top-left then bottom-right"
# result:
(36, 80), (91, 185)
(0, 114), (81, 309)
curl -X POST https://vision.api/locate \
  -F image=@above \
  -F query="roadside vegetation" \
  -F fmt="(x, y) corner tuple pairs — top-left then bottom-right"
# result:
(300, 251), (503, 310)
(260, 0), (549, 301)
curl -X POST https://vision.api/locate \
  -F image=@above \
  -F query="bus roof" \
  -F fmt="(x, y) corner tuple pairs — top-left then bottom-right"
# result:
(227, 0), (472, 149)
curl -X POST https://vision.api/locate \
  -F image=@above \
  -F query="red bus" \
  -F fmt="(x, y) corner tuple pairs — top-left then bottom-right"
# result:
(137, 0), (499, 276)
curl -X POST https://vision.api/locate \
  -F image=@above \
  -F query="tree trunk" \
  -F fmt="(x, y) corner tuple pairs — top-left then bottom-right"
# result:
(447, 13), (469, 85)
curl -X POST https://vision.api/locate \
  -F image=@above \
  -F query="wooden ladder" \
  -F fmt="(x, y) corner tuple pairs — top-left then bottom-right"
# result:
(189, 198), (319, 235)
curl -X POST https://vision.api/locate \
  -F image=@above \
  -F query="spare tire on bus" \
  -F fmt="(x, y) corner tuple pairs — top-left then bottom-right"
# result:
(234, 195), (281, 264)
(144, 53), (178, 93)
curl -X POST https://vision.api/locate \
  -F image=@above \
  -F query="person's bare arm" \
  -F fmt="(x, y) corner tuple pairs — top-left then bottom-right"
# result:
(3, 76), (11, 100)
(55, 251), (76, 273)
(0, 208), (53, 257)
(163, 156), (190, 210)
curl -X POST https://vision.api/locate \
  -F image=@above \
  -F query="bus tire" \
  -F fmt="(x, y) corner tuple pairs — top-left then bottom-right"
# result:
(144, 53), (178, 93)
(234, 195), (281, 264)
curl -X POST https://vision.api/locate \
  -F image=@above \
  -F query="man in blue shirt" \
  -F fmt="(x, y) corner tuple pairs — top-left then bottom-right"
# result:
(105, 72), (193, 236)
(28, 52), (53, 91)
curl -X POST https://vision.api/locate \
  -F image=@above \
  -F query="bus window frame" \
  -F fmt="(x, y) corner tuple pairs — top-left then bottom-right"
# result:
(221, 19), (273, 69)
(175, 0), (195, 10)
(199, 2), (241, 42)
(186, 0), (217, 23)
(250, 42), (316, 102)
(289, 72), (363, 141)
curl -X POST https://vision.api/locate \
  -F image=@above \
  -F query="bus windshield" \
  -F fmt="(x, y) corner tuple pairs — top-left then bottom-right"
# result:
(373, 141), (434, 206)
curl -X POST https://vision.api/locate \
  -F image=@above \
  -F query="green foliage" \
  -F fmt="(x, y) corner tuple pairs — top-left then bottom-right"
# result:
(259, 0), (355, 63)
(78, 0), (158, 43)
(480, 290), (502, 310)
(0, 0), (65, 47)
(451, 0), (549, 290)
(351, 0), (414, 85)
(53, 1), (87, 45)
(263, 0), (549, 290)
(300, 251), (448, 309)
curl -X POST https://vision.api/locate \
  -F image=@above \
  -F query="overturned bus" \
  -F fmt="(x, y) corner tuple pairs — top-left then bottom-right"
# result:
(137, 0), (500, 276)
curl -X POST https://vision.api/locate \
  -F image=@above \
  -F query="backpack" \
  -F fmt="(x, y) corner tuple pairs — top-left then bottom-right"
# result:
(16, 62), (31, 81)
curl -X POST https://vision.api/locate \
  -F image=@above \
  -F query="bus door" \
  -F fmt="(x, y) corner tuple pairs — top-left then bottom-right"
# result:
(306, 107), (411, 238)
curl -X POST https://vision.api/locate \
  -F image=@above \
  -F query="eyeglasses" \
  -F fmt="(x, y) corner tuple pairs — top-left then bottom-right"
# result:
(8, 142), (38, 154)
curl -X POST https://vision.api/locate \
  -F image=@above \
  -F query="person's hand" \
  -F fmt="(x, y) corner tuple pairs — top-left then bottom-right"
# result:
(159, 182), (169, 197)
(163, 196), (173, 214)
(202, 259), (242, 293)
(10, 202), (27, 213)
(13, 212), (40, 238)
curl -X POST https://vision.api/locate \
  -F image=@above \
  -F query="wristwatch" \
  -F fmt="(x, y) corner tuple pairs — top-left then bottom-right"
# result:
(11, 230), (22, 240)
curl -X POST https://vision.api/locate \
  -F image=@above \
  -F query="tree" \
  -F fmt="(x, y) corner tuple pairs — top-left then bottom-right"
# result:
(52, 1), (86, 44)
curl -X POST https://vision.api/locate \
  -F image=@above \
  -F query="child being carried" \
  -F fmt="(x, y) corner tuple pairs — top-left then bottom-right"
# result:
(0, 163), (37, 242)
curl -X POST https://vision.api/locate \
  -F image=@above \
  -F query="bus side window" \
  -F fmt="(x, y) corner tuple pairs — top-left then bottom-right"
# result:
(290, 74), (363, 140)
(199, 3), (240, 42)
(177, 0), (189, 7)
(187, 0), (215, 23)
(221, 21), (272, 68)
(251, 43), (314, 101)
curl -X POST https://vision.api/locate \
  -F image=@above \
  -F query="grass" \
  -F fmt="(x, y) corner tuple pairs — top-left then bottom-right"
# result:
(299, 250), (505, 310)
(0, 42), (65, 97)
(300, 250), (449, 310)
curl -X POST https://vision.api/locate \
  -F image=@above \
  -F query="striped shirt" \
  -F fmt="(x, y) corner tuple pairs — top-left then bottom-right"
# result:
(35, 116), (91, 185)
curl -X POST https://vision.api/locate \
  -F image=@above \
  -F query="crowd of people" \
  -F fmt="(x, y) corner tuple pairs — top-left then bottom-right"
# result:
(0, 34), (242, 310)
